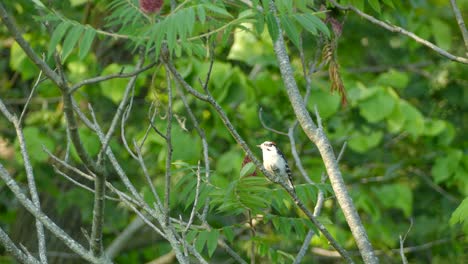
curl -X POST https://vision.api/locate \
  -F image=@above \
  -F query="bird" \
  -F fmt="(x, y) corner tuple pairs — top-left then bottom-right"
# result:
(257, 141), (295, 191)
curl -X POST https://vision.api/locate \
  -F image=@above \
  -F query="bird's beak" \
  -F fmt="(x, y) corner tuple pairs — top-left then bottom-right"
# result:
(256, 145), (261, 148)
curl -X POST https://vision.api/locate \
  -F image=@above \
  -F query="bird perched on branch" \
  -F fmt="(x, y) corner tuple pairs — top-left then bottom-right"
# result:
(257, 141), (295, 191)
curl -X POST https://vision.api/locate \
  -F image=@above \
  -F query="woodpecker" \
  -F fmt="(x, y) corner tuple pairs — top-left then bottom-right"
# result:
(257, 141), (295, 191)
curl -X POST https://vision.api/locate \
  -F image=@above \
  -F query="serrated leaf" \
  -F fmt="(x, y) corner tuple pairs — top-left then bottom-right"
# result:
(207, 230), (219, 257)
(280, 15), (300, 48)
(48, 21), (71, 58)
(240, 162), (256, 177)
(62, 25), (84, 60)
(79, 27), (96, 59)
(266, 13), (279, 42)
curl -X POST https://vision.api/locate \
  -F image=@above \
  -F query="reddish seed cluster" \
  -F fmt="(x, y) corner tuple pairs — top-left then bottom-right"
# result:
(139, 0), (163, 14)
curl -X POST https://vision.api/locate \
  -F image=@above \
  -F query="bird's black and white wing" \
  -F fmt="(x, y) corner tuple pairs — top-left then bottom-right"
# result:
(276, 148), (295, 190)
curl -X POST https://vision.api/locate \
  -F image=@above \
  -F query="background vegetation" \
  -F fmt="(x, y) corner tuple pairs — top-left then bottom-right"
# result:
(0, 0), (467, 263)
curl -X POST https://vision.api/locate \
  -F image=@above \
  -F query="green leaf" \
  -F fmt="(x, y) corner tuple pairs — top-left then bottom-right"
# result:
(431, 149), (462, 183)
(280, 15), (300, 48)
(400, 100), (424, 137)
(266, 13), (279, 42)
(203, 3), (232, 18)
(376, 70), (409, 89)
(223, 226), (235, 243)
(368, 0), (381, 14)
(255, 12), (265, 34)
(240, 162), (256, 177)
(79, 27), (96, 59)
(373, 184), (413, 217)
(359, 87), (395, 123)
(294, 14), (330, 38)
(423, 119), (446, 136)
(197, 5), (206, 24)
(431, 18), (452, 50)
(195, 230), (209, 253)
(31, 0), (46, 9)
(48, 21), (71, 58)
(62, 25), (84, 60)
(348, 129), (383, 153)
(382, 0), (395, 8)
(449, 197), (468, 227)
(307, 88), (341, 119)
(207, 230), (219, 257)
(386, 100), (406, 133)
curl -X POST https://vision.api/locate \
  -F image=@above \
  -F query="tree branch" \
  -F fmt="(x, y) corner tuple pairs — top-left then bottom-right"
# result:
(269, 1), (377, 263)
(0, 99), (48, 264)
(0, 163), (109, 264)
(163, 53), (352, 263)
(449, 0), (468, 53)
(328, 0), (468, 64)
(0, 227), (41, 264)
(0, 3), (65, 87)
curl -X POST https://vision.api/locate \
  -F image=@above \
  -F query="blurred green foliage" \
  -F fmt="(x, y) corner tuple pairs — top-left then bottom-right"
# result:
(0, 0), (467, 263)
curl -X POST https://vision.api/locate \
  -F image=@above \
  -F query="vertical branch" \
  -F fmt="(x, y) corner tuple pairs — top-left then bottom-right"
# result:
(164, 65), (174, 225)
(449, 0), (468, 52)
(268, 1), (378, 263)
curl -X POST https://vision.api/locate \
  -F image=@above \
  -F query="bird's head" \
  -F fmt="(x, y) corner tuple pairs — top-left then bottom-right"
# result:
(257, 141), (277, 152)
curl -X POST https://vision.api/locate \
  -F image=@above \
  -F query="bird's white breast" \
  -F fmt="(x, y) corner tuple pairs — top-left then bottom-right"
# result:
(263, 150), (286, 174)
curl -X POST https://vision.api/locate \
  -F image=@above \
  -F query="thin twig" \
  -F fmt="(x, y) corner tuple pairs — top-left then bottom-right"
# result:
(328, 0), (468, 64)
(19, 70), (43, 124)
(258, 107), (288, 136)
(399, 218), (413, 264)
(97, 56), (145, 165)
(184, 161), (202, 233)
(70, 62), (157, 93)
(133, 140), (164, 210)
(164, 64), (174, 225)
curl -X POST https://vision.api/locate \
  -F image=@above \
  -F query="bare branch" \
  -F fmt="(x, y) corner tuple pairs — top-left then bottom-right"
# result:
(0, 163), (108, 264)
(0, 227), (41, 264)
(0, 99), (49, 264)
(70, 62), (158, 93)
(184, 161), (202, 233)
(175, 72), (211, 222)
(269, 1), (376, 263)
(399, 219), (413, 264)
(258, 107), (288, 136)
(328, 0), (468, 64)
(19, 70), (43, 124)
(164, 64), (174, 225)
(96, 56), (145, 165)
(449, 0), (468, 52)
